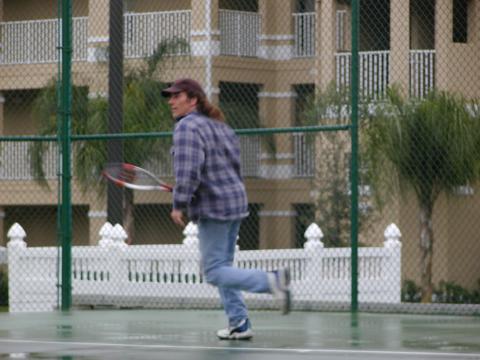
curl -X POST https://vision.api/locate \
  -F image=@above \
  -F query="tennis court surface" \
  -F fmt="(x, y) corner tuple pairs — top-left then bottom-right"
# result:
(0, 309), (479, 359)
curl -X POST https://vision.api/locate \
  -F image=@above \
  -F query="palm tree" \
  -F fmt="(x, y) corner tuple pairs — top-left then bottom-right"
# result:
(365, 87), (480, 302)
(30, 39), (187, 243)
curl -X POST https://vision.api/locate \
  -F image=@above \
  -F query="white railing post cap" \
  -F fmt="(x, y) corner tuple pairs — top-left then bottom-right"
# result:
(183, 221), (199, 247)
(111, 224), (128, 247)
(98, 222), (114, 247)
(384, 223), (402, 248)
(7, 223), (27, 249)
(304, 223), (324, 250)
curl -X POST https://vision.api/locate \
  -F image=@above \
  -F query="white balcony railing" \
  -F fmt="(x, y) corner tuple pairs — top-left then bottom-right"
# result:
(219, 10), (260, 57)
(336, 50), (436, 100)
(293, 12), (316, 58)
(410, 50), (435, 98)
(293, 133), (315, 177)
(336, 50), (390, 100)
(124, 11), (191, 58)
(0, 12), (190, 65)
(0, 17), (87, 64)
(240, 135), (261, 177)
(0, 142), (57, 180)
(0, 138), (260, 180)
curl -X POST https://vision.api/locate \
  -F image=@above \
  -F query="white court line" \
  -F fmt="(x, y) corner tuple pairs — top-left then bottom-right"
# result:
(0, 339), (479, 359)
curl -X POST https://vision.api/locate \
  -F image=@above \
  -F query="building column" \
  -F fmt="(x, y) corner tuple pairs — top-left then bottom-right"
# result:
(0, 92), (4, 135)
(88, 207), (107, 245)
(389, 0), (410, 95)
(434, 0), (453, 90)
(259, 205), (296, 249)
(191, 0), (219, 100)
(87, 0), (110, 63)
(0, 94), (3, 248)
(258, 0), (295, 60)
(316, 0), (336, 91)
(0, 0), (3, 64)
(86, 0), (109, 97)
(258, 89), (297, 178)
(0, 207), (4, 247)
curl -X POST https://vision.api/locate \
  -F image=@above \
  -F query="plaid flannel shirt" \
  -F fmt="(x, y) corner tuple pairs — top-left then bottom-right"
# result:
(172, 112), (249, 221)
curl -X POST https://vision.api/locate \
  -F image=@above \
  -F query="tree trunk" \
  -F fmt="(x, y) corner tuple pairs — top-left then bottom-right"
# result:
(419, 202), (434, 302)
(124, 188), (135, 245)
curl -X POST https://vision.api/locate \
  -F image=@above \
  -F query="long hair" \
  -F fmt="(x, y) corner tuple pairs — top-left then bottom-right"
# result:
(197, 98), (225, 122)
(185, 90), (225, 122)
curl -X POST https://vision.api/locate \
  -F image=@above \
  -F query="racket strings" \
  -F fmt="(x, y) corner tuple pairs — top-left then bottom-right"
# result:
(103, 163), (173, 192)
(120, 167), (156, 187)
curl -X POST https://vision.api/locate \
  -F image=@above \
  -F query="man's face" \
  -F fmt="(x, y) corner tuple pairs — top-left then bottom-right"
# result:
(167, 91), (197, 118)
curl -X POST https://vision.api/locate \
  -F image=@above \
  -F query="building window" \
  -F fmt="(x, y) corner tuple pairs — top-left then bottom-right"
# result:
(453, 0), (469, 43)
(296, 0), (315, 13)
(293, 84), (315, 126)
(238, 204), (261, 250)
(336, 10), (347, 51)
(219, 82), (260, 129)
(293, 203), (315, 248)
(219, 0), (258, 12)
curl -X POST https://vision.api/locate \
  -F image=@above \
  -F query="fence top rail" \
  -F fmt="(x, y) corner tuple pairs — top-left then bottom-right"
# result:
(335, 50), (391, 57)
(125, 10), (191, 17)
(0, 17), (87, 26)
(219, 9), (260, 15)
(0, 125), (351, 143)
(0, 135), (57, 142)
(292, 12), (316, 17)
(410, 49), (436, 54)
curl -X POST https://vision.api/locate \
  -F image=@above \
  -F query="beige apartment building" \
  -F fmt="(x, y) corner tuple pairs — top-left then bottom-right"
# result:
(0, 0), (479, 289)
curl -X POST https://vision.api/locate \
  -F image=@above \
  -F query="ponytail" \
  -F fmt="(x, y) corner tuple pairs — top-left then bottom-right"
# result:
(197, 98), (225, 122)
(183, 85), (225, 122)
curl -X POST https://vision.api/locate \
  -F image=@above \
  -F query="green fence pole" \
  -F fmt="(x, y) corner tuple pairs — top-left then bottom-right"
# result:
(60, 0), (73, 311)
(350, 0), (360, 313)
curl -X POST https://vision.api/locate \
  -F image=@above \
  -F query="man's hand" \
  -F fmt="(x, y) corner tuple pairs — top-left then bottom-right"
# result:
(170, 209), (186, 227)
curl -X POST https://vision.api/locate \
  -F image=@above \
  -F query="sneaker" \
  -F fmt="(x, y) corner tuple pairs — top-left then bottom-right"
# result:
(268, 268), (291, 315)
(217, 318), (253, 340)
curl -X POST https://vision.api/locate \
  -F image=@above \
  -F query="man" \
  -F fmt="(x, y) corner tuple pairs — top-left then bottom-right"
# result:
(162, 78), (291, 340)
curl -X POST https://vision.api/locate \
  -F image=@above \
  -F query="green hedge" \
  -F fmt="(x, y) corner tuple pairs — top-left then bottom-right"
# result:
(0, 269), (8, 306)
(402, 279), (480, 304)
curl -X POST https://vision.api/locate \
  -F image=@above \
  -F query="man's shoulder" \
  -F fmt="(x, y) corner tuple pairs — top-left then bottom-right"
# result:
(177, 112), (208, 129)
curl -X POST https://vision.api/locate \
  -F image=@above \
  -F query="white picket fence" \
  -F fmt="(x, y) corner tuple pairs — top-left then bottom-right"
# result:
(4, 221), (402, 312)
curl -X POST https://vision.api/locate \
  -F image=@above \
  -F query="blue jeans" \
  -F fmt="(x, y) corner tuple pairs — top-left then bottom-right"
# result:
(198, 218), (270, 326)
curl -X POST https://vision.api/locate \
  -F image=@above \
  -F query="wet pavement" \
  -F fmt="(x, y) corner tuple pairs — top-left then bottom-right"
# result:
(0, 309), (479, 359)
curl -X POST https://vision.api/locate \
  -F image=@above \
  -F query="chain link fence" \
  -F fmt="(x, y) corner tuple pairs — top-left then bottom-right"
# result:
(0, 0), (479, 313)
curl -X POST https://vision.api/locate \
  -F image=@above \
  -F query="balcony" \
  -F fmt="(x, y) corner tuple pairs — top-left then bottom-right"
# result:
(335, 50), (436, 99)
(293, 12), (315, 58)
(0, 10), (263, 64)
(218, 10), (260, 58)
(0, 138), (262, 181)
(0, 11), (436, 101)
(0, 142), (57, 180)
(293, 133), (315, 177)
(124, 11), (191, 58)
(0, 12), (191, 65)
(0, 17), (88, 64)
(0, 135), (319, 182)
(335, 50), (390, 100)
(409, 50), (435, 98)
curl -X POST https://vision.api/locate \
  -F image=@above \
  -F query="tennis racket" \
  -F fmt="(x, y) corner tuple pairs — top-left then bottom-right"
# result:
(102, 163), (173, 192)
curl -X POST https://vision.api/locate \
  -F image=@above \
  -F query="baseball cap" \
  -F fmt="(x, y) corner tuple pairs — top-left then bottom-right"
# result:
(161, 78), (206, 98)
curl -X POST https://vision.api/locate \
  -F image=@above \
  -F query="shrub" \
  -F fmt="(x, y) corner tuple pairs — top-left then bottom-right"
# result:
(0, 269), (8, 307)
(402, 278), (480, 304)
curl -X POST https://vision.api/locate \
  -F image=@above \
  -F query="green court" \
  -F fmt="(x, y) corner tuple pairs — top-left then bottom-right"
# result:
(0, 310), (479, 359)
